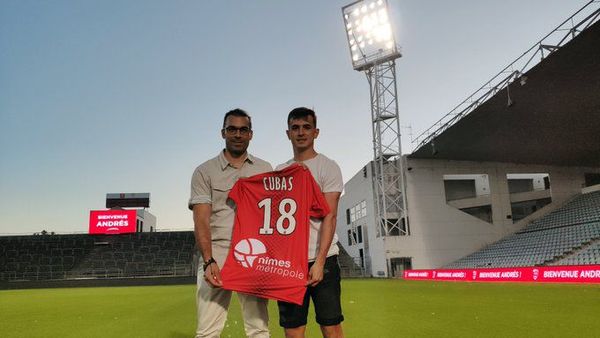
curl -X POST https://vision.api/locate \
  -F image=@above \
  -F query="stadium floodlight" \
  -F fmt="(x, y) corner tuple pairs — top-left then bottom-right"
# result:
(342, 0), (409, 241)
(342, 0), (401, 71)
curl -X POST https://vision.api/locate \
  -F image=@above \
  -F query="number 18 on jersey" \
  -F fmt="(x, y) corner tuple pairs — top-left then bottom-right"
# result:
(220, 164), (330, 305)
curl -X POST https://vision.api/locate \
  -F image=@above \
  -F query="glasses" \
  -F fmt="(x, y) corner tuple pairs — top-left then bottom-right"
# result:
(223, 126), (251, 136)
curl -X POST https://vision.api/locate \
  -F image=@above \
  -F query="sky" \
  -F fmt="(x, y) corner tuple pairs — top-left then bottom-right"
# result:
(0, 0), (588, 235)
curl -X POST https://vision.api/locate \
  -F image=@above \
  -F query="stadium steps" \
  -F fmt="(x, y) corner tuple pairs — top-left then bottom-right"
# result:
(336, 245), (366, 278)
(550, 237), (600, 266)
(542, 240), (593, 265)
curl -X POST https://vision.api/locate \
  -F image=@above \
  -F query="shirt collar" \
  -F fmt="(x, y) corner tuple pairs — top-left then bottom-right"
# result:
(218, 150), (255, 170)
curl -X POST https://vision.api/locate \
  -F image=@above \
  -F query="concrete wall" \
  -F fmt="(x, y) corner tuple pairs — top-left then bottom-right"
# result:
(507, 173), (548, 191)
(336, 163), (389, 277)
(337, 165), (369, 266)
(444, 174), (490, 196)
(136, 209), (157, 232)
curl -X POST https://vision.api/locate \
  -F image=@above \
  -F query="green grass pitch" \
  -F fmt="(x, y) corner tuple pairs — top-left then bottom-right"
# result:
(1, 279), (598, 337)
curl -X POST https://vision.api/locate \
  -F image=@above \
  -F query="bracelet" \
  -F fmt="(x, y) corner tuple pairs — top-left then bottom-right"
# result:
(203, 257), (216, 271)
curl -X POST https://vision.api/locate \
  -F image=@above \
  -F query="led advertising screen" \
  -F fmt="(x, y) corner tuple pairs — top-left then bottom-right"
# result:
(89, 209), (137, 235)
(404, 265), (600, 284)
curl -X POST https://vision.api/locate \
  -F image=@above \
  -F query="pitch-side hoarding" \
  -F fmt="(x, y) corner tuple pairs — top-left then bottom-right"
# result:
(404, 265), (600, 284)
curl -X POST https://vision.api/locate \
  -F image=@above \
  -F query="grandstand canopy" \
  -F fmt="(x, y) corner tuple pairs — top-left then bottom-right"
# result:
(410, 21), (600, 167)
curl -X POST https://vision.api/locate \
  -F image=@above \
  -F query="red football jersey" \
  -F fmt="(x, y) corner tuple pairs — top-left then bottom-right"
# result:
(220, 164), (330, 305)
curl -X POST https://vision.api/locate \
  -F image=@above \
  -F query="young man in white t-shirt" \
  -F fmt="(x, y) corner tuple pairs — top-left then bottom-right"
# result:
(276, 107), (344, 338)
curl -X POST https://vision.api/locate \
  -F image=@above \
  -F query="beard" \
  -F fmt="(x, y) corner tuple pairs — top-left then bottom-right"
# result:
(226, 140), (249, 157)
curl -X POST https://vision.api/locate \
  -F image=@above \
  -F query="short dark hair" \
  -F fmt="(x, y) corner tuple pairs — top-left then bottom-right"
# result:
(223, 108), (252, 129)
(287, 107), (317, 128)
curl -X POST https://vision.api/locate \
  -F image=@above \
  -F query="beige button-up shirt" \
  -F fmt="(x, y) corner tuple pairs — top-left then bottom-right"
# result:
(189, 150), (272, 243)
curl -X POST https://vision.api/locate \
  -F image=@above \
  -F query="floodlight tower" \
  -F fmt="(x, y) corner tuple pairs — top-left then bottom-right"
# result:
(342, 0), (408, 237)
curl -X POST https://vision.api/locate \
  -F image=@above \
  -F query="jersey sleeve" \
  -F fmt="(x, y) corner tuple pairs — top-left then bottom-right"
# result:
(309, 173), (331, 218)
(228, 180), (243, 205)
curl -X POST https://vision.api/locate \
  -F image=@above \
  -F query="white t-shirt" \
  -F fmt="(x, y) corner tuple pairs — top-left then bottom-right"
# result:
(276, 153), (343, 261)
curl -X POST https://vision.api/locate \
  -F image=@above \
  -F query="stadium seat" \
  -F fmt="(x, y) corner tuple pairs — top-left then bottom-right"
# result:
(445, 191), (600, 268)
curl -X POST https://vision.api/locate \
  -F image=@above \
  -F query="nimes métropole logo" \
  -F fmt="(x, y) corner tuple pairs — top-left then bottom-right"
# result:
(233, 238), (305, 280)
(234, 238), (266, 268)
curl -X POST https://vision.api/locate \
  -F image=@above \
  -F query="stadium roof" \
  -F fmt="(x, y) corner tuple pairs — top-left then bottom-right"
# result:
(410, 20), (600, 167)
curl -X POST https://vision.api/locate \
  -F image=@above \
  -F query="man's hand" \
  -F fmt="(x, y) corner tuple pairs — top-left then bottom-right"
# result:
(307, 260), (325, 287)
(204, 262), (223, 288)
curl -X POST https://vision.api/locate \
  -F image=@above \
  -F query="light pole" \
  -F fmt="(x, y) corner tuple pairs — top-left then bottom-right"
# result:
(342, 0), (408, 237)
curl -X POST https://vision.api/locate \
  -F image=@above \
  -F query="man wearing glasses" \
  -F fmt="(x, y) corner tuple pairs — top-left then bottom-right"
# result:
(189, 108), (272, 338)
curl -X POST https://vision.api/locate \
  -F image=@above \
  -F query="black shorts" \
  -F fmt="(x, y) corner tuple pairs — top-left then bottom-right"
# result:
(278, 255), (344, 328)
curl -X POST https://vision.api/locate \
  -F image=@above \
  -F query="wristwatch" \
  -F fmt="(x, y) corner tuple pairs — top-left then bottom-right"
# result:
(203, 257), (216, 271)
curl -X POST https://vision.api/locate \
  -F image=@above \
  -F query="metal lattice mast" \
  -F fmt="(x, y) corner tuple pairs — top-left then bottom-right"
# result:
(341, 0), (408, 237)
(366, 60), (408, 236)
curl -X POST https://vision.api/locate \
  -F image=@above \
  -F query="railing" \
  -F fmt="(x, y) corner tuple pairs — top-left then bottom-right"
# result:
(412, 0), (600, 151)
(339, 257), (368, 277)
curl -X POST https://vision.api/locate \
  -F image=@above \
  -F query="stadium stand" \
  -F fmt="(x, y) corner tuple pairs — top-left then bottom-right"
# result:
(0, 231), (196, 281)
(553, 239), (600, 266)
(445, 191), (600, 268)
(1, 229), (362, 282)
